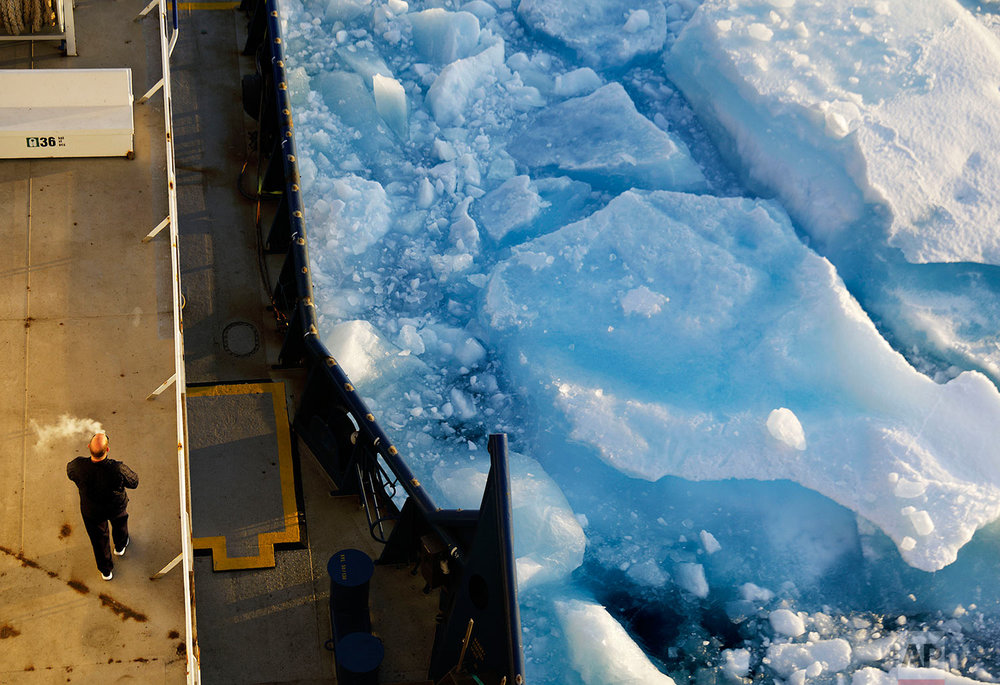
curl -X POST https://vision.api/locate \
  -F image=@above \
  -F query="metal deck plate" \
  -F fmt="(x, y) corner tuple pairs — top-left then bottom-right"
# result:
(188, 382), (300, 570)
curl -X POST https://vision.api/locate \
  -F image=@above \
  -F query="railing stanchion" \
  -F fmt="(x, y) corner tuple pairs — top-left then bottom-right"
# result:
(146, 373), (177, 400)
(142, 215), (170, 243)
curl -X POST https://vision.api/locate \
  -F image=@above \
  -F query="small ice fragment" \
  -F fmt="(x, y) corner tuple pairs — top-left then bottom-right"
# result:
(766, 408), (806, 450)
(627, 559), (669, 586)
(674, 562), (709, 598)
(553, 67), (601, 97)
(700, 529), (721, 554)
(770, 608), (805, 637)
(623, 9), (650, 33)
(621, 286), (669, 317)
(748, 23), (773, 41)
(908, 510), (935, 536)
(899, 536), (916, 551)
(722, 649), (750, 678)
(417, 177), (435, 208)
(825, 110), (850, 139)
(893, 478), (926, 498)
(741, 582), (774, 602)
(373, 74), (408, 139)
(449, 387), (477, 420)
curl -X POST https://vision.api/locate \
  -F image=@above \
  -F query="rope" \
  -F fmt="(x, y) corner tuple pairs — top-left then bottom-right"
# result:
(0, 0), (56, 36)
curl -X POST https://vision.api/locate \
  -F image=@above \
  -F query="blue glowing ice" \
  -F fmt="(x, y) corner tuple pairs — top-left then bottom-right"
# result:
(279, 0), (1000, 681)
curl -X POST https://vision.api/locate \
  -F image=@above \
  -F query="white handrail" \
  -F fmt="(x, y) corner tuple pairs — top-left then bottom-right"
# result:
(149, 0), (200, 681)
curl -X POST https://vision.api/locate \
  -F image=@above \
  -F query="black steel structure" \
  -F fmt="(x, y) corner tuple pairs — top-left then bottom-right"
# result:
(239, 1), (526, 682)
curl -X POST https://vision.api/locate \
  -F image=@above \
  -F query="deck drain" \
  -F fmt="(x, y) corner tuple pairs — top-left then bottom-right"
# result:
(222, 321), (260, 357)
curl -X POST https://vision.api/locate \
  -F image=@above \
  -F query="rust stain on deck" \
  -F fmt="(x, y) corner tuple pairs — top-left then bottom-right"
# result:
(67, 579), (90, 595)
(98, 594), (149, 623)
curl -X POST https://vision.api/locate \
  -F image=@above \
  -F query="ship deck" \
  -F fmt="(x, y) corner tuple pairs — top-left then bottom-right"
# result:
(0, 1), (435, 683)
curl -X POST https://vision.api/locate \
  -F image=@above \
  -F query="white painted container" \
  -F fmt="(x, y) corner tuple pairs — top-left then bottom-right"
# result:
(0, 68), (134, 159)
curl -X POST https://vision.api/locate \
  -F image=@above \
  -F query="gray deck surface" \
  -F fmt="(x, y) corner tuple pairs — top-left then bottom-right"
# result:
(188, 390), (287, 558)
(2, 1), (438, 682)
(0, 2), (186, 682)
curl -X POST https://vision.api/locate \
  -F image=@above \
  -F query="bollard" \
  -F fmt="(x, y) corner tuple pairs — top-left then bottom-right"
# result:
(335, 631), (384, 685)
(327, 548), (374, 638)
(328, 548), (374, 616)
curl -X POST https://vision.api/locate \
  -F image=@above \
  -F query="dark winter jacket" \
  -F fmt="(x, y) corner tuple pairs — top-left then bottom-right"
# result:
(66, 457), (139, 519)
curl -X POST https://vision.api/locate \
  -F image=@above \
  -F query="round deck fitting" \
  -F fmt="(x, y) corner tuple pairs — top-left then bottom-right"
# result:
(222, 321), (260, 357)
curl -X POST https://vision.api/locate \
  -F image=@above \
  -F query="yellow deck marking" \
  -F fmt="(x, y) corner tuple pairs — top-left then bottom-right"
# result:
(188, 382), (301, 571)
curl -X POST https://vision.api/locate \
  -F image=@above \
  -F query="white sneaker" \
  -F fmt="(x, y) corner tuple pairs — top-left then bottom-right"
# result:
(101, 569), (113, 581)
(114, 537), (130, 557)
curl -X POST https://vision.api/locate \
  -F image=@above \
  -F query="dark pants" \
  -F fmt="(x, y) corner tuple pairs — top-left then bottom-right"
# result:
(82, 513), (129, 574)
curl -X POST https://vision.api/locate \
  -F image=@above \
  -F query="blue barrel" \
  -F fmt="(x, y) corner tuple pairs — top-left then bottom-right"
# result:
(335, 632), (384, 685)
(328, 548), (374, 639)
(328, 548), (374, 615)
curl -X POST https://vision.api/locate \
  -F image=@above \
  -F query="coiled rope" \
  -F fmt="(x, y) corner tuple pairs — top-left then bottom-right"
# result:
(0, 0), (56, 35)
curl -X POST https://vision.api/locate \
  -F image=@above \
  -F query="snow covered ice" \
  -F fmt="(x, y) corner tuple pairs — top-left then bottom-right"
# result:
(278, 0), (1000, 681)
(667, 0), (1000, 266)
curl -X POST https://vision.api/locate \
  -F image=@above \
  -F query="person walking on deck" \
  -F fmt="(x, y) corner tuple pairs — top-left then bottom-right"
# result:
(67, 432), (139, 580)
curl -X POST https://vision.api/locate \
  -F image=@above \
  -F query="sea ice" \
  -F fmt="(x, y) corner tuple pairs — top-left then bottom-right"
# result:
(483, 189), (1000, 571)
(509, 83), (707, 193)
(372, 74), (408, 139)
(324, 319), (585, 590)
(766, 407), (807, 451)
(699, 529), (721, 555)
(766, 638), (852, 678)
(666, 0), (1000, 265)
(434, 451), (586, 590)
(425, 40), (506, 126)
(277, 0), (1000, 680)
(673, 562), (708, 598)
(770, 608), (806, 637)
(722, 648), (750, 678)
(408, 8), (482, 64)
(517, 0), (667, 68)
(308, 174), (392, 257)
(554, 599), (677, 684)
(475, 175), (547, 241)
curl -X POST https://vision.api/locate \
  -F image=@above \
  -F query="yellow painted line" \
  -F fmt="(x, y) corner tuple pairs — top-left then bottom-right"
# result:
(168, 2), (240, 10)
(189, 382), (301, 571)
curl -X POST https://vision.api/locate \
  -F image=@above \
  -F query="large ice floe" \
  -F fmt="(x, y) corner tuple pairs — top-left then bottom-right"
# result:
(278, 0), (1000, 681)
(483, 189), (1000, 573)
(666, 0), (1000, 266)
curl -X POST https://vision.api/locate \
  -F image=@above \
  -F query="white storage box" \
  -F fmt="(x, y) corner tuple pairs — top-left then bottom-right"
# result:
(0, 68), (134, 159)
